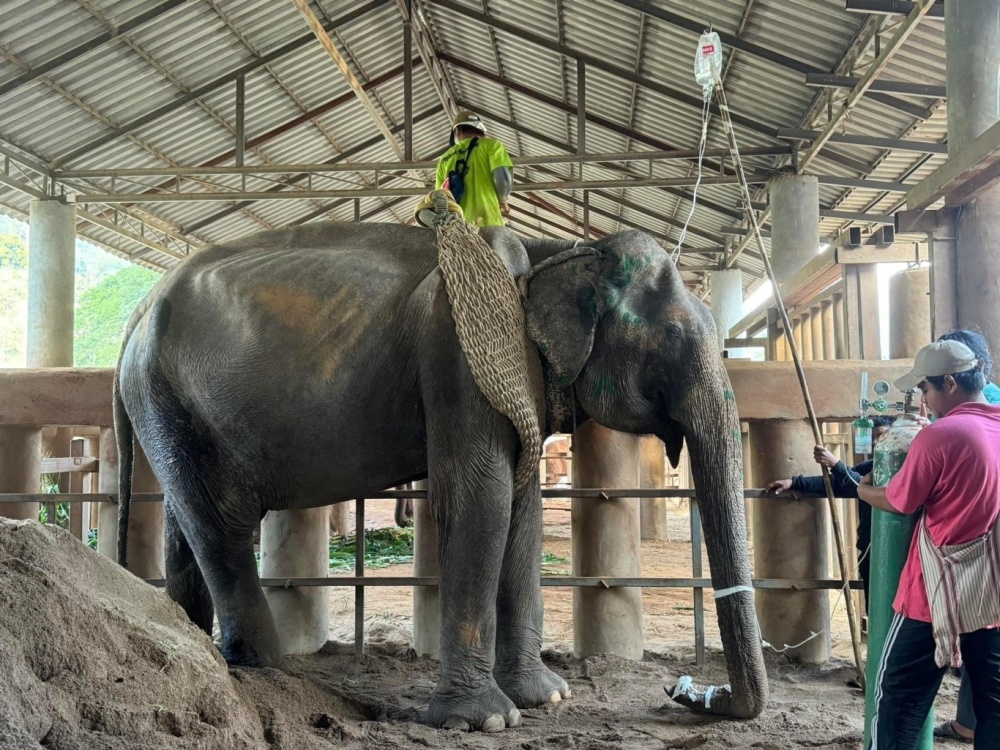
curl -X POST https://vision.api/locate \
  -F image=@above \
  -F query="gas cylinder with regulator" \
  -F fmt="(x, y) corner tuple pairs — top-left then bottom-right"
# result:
(862, 379), (933, 749)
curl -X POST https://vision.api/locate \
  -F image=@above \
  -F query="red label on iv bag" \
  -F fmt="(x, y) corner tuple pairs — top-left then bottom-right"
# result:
(702, 44), (716, 54)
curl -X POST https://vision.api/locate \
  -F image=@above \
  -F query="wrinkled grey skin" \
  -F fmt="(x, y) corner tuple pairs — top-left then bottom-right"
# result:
(114, 223), (767, 729)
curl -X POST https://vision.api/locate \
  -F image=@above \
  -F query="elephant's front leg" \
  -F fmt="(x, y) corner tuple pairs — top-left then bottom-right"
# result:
(423, 454), (521, 732)
(493, 479), (571, 707)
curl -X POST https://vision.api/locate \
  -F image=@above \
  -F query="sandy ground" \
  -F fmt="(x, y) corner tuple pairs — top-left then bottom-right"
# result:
(318, 499), (963, 749)
(1, 503), (965, 750)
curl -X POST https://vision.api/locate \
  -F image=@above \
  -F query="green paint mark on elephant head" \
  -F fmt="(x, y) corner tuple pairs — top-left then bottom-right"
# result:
(731, 428), (742, 443)
(724, 389), (735, 402)
(621, 311), (645, 327)
(591, 376), (616, 399)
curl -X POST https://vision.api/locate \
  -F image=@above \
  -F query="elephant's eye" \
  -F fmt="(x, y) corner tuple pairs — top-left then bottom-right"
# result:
(665, 321), (684, 339)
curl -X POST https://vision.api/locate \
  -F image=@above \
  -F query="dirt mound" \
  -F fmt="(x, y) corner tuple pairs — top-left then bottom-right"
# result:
(0, 520), (363, 750)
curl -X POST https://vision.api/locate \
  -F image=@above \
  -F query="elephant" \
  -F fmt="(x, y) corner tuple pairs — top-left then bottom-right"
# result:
(327, 496), (412, 537)
(113, 222), (767, 730)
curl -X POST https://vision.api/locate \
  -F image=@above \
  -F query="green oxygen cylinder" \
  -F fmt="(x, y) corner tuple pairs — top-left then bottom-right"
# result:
(863, 413), (930, 749)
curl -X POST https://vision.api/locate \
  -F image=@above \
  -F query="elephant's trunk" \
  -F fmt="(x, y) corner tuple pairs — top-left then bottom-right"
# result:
(665, 364), (768, 720)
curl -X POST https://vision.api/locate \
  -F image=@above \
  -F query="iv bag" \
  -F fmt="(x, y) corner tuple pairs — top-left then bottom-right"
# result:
(694, 31), (723, 91)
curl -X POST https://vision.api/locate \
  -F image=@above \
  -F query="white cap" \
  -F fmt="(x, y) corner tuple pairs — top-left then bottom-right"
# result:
(893, 339), (979, 391)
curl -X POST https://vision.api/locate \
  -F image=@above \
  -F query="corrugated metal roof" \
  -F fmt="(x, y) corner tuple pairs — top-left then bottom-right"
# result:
(0, 0), (949, 300)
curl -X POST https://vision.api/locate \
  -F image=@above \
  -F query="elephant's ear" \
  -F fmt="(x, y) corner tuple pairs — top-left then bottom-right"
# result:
(660, 417), (685, 469)
(520, 247), (602, 387)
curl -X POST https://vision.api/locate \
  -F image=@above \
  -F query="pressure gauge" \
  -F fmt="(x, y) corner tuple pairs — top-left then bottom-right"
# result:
(873, 380), (890, 397)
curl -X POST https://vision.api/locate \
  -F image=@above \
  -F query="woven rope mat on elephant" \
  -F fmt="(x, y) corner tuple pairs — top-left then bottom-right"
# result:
(433, 214), (545, 493)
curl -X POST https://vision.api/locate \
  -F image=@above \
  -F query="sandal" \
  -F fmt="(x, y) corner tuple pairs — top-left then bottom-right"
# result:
(934, 721), (972, 743)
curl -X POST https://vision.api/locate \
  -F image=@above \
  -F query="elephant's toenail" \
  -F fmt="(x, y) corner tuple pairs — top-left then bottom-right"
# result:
(507, 708), (522, 727)
(442, 717), (470, 731)
(547, 690), (562, 704)
(482, 714), (505, 733)
(562, 688), (573, 699)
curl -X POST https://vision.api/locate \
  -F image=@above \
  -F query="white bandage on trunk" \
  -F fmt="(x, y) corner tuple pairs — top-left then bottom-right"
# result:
(713, 585), (753, 600)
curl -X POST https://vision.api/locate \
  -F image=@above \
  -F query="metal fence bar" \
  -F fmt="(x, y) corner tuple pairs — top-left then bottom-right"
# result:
(138, 576), (863, 589)
(690, 499), (705, 665)
(355, 497), (365, 657)
(0, 488), (839, 503)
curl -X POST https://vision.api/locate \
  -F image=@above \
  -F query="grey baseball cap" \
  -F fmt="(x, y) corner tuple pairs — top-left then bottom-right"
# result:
(893, 339), (979, 391)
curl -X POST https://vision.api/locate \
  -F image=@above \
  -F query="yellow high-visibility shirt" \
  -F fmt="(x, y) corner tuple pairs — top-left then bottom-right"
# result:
(435, 137), (513, 227)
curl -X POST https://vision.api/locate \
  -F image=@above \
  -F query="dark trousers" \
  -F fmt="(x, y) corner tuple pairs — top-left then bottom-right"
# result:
(868, 614), (1000, 750)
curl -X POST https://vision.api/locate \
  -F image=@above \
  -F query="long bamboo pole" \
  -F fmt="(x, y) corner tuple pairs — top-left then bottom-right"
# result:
(716, 86), (866, 690)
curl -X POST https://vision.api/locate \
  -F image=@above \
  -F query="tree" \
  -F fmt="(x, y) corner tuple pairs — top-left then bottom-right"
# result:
(74, 266), (160, 366)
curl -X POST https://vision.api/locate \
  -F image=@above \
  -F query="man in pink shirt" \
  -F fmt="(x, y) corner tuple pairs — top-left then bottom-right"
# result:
(858, 339), (1000, 750)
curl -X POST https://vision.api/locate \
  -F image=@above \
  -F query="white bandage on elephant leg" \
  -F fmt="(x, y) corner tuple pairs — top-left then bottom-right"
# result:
(713, 585), (754, 600)
(669, 676), (733, 710)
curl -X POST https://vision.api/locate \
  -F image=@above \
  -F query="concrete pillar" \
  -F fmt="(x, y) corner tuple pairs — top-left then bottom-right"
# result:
(889, 269), (931, 359)
(96, 427), (164, 579)
(810, 309), (824, 361)
(0, 427), (42, 521)
(769, 175), (820, 285)
(750, 420), (831, 663)
(26, 199), (76, 368)
(710, 269), (743, 352)
(800, 313), (813, 361)
(638, 435), (667, 541)
(411, 479), (439, 658)
(261, 505), (329, 655)
(947, 0), (1000, 359)
(833, 293), (846, 359)
(572, 422), (642, 659)
(821, 301), (836, 361)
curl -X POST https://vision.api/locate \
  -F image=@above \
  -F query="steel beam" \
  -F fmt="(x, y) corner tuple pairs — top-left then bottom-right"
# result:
(290, 0), (404, 160)
(804, 73), (945, 99)
(403, 11), (414, 160)
(845, 0), (944, 18)
(426, 0), (782, 141)
(234, 75), (245, 167)
(797, 0), (939, 172)
(778, 127), (947, 155)
(74, 173), (783, 204)
(48, 0), (391, 168)
(437, 52), (790, 173)
(0, 0), (191, 99)
(178, 105), (442, 234)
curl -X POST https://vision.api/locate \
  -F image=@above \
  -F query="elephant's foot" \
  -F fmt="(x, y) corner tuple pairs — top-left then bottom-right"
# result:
(666, 677), (735, 717)
(220, 635), (282, 670)
(494, 662), (571, 708)
(423, 678), (521, 733)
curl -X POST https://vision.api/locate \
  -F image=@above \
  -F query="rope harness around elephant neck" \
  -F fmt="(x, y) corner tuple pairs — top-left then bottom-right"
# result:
(428, 191), (545, 493)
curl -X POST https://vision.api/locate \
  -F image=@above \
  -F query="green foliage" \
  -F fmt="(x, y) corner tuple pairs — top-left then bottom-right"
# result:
(329, 527), (415, 572)
(0, 214), (160, 367)
(74, 265), (159, 366)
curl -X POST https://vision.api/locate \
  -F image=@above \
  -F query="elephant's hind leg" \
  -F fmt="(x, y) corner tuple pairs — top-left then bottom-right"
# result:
(168, 487), (281, 669)
(493, 479), (570, 707)
(164, 498), (213, 635)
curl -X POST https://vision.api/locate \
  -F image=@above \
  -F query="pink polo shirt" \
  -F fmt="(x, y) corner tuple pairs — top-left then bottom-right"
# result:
(886, 402), (1000, 623)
